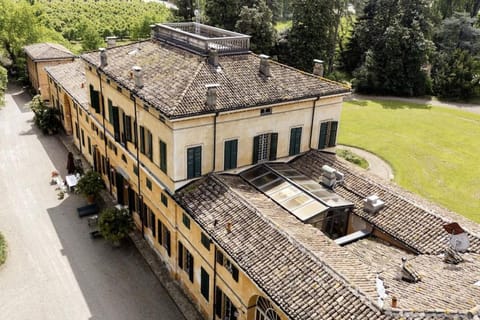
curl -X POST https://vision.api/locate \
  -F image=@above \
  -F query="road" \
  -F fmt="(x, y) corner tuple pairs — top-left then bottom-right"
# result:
(0, 82), (185, 320)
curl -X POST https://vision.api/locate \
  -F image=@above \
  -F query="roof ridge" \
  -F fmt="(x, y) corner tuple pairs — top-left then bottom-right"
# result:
(211, 173), (387, 318)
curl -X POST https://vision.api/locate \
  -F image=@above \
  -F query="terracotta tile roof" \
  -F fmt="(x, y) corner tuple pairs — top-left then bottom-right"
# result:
(347, 238), (480, 313)
(81, 40), (350, 119)
(24, 43), (74, 60)
(291, 150), (480, 255)
(175, 174), (387, 320)
(45, 60), (88, 108)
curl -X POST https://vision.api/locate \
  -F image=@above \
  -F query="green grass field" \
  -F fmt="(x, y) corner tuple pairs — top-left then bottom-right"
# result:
(338, 99), (480, 222)
(0, 232), (6, 266)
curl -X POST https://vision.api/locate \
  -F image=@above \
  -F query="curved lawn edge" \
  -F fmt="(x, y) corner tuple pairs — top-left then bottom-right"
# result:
(0, 232), (7, 266)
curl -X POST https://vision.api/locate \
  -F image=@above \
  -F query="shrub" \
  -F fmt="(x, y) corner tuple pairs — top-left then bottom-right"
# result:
(0, 232), (7, 266)
(29, 95), (62, 134)
(336, 149), (369, 169)
(98, 207), (133, 245)
(76, 170), (104, 198)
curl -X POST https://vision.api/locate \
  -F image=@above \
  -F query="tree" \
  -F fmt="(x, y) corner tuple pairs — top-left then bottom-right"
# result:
(349, 0), (433, 96)
(98, 207), (134, 246)
(205, 0), (241, 30)
(235, 0), (276, 54)
(433, 0), (480, 19)
(81, 21), (103, 52)
(286, 0), (338, 72)
(0, 66), (6, 107)
(176, 0), (196, 21)
(431, 13), (480, 98)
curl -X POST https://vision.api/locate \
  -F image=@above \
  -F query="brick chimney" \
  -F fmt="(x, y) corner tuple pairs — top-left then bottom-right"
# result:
(99, 48), (107, 68)
(208, 48), (219, 67)
(206, 83), (220, 109)
(313, 59), (324, 77)
(259, 54), (271, 77)
(132, 66), (144, 89)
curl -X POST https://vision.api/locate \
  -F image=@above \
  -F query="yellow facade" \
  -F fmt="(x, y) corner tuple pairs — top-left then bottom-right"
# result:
(27, 57), (74, 101)
(47, 55), (345, 320)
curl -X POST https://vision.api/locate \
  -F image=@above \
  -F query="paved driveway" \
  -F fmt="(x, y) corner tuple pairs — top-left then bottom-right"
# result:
(0, 82), (184, 320)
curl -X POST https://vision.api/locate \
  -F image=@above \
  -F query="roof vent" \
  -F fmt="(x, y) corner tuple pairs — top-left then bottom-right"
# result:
(443, 222), (470, 252)
(208, 48), (219, 67)
(320, 165), (344, 188)
(226, 222), (232, 233)
(106, 36), (117, 48)
(363, 195), (385, 214)
(313, 59), (324, 77)
(259, 54), (271, 77)
(444, 247), (464, 265)
(206, 83), (220, 109)
(132, 66), (143, 89)
(400, 257), (421, 283)
(99, 48), (107, 68)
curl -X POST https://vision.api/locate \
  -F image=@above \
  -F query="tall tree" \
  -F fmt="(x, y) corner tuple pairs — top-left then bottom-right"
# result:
(235, 0), (276, 54)
(205, 0), (241, 30)
(433, 0), (480, 19)
(286, 0), (338, 72)
(349, 0), (433, 96)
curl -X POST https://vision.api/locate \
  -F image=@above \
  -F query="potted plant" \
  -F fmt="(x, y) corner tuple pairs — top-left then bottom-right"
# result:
(76, 170), (104, 203)
(98, 207), (133, 246)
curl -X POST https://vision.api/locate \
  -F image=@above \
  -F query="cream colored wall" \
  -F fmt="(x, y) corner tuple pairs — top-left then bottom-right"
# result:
(37, 59), (74, 101)
(311, 96), (344, 149)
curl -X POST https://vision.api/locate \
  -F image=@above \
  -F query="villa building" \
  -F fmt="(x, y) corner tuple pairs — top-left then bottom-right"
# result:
(24, 43), (75, 102)
(43, 23), (480, 320)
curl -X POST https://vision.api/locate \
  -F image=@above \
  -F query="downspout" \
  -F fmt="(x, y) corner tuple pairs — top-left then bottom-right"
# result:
(97, 70), (111, 191)
(309, 97), (321, 150)
(212, 112), (219, 172)
(212, 245), (217, 320)
(75, 101), (82, 154)
(133, 94), (144, 238)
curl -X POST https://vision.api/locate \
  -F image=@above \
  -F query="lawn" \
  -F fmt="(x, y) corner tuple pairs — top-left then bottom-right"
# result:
(338, 99), (480, 222)
(0, 232), (6, 266)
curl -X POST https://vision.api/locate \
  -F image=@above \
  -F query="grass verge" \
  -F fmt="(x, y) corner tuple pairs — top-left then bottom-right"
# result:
(338, 99), (480, 222)
(0, 232), (7, 266)
(336, 149), (369, 169)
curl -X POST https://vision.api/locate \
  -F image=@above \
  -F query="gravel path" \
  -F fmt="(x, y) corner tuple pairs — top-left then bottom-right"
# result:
(337, 145), (394, 181)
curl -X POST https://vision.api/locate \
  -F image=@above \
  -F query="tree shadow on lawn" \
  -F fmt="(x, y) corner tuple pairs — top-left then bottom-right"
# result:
(380, 101), (432, 110)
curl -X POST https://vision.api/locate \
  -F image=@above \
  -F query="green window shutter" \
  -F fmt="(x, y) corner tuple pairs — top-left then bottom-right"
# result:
(187, 252), (194, 282)
(224, 140), (238, 170)
(194, 146), (201, 177)
(147, 131), (153, 161)
(328, 121), (338, 147)
(252, 135), (260, 164)
(112, 106), (120, 142)
(200, 268), (210, 301)
(139, 126), (145, 154)
(269, 132), (278, 160)
(125, 116), (132, 142)
(108, 99), (114, 124)
(157, 220), (162, 245)
(150, 212), (156, 237)
(215, 287), (222, 317)
(187, 146), (201, 179)
(165, 228), (171, 256)
(160, 140), (167, 173)
(289, 127), (302, 156)
(319, 122), (328, 149)
(187, 148), (194, 179)
(178, 241), (184, 269)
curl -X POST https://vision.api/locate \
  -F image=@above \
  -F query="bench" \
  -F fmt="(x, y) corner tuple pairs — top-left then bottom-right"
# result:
(77, 204), (99, 217)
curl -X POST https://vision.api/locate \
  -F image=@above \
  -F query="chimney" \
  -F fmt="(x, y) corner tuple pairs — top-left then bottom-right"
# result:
(313, 59), (324, 77)
(208, 48), (219, 67)
(205, 83), (220, 109)
(105, 36), (117, 48)
(391, 296), (398, 308)
(259, 54), (271, 77)
(320, 164), (337, 188)
(132, 66), (144, 89)
(99, 48), (107, 68)
(363, 195), (385, 214)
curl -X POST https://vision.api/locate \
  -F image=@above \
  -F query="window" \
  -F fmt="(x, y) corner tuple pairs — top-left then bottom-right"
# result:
(112, 106), (120, 142)
(150, 212), (156, 237)
(216, 251), (239, 282)
(200, 268), (210, 301)
(178, 242), (194, 282)
(146, 178), (152, 190)
(201, 232), (210, 250)
(289, 127), (302, 156)
(161, 193), (168, 207)
(139, 126), (153, 160)
(159, 140), (167, 173)
(187, 146), (202, 179)
(318, 121), (338, 149)
(81, 129), (85, 147)
(215, 287), (238, 320)
(89, 84), (100, 113)
(133, 165), (138, 176)
(121, 154), (127, 163)
(182, 213), (190, 229)
(260, 107), (272, 115)
(157, 221), (171, 256)
(255, 297), (280, 320)
(75, 122), (79, 140)
(252, 133), (278, 164)
(147, 130), (153, 161)
(140, 126), (145, 154)
(88, 137), (92, 155)
(108, 99), (114, 124)
(124, 115), (132, 142)
(224, 140), (238, 170)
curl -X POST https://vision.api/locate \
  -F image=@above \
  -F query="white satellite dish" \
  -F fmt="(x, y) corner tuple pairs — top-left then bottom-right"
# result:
(449, 233), (470, 252)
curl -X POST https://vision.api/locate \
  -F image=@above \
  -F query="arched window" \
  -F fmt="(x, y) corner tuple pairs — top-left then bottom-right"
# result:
(255, 296), (280, 320)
